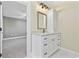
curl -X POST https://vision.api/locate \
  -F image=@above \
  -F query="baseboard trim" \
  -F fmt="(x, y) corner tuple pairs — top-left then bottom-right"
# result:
(60, 47), (79, 56)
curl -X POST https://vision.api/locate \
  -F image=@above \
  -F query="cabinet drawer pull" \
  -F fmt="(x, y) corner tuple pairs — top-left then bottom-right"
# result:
(44, 43), (47, 46)
(44, 52), (47, 55)
(44, 38), (48, 40)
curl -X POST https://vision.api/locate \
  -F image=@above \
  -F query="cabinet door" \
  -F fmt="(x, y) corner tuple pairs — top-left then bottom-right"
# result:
(55, 34), (61, 48)
(47, 34), (59, 56)
(47, 35), (55, 56)
(0, 2), (2, 54)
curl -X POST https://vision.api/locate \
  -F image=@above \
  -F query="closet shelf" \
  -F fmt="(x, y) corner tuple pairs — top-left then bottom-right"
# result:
(3, 36), (26, 41)
(3, 16), (26, 21)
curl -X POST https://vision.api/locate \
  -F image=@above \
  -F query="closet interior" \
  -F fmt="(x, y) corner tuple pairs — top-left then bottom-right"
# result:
(2, 1), (27, 58)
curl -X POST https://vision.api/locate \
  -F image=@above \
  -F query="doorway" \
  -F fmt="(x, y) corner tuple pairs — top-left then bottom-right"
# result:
(2, 1), (27, 58)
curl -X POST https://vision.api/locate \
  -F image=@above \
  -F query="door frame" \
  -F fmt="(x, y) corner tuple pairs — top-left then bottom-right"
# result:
(0, 2), (3, 54)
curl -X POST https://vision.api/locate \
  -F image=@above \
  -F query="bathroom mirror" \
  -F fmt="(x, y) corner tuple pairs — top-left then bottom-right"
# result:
(37, 12), (47, 29)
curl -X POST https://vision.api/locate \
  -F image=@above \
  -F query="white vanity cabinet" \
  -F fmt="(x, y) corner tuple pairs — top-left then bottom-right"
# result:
(32, 33), (60, 58)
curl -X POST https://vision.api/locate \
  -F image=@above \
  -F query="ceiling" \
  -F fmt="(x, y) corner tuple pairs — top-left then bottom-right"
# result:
(2, 1), (79, 17)
(36, 1), (79, 10)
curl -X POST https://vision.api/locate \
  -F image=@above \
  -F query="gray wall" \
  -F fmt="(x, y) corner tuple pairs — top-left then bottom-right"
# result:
(3, 17), (26, 38)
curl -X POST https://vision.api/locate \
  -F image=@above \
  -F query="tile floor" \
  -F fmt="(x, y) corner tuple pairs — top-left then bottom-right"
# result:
(2, 37), (26, 58)
(50, 48), (79, 58)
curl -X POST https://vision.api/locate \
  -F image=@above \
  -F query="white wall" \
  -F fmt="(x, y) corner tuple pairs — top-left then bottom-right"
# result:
(57, 4), (79, 53)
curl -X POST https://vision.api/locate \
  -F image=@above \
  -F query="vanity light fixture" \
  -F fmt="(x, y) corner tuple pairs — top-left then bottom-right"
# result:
(40, 3), (48, 10)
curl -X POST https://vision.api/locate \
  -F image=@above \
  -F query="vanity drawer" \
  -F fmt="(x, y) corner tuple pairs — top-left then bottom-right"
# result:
(42, 49), (48, 58)
(43, 43), (48, 46)
(41, 36), (48, 43)
(41, 42), (48, 57)
(41, 42), (48, 49)
(42, 36), (48, 40)
(56, 38), (61, 47)
(49, 38), (60, 50)
(48, 35), (60, 43)
(43, 52), (48, 57)
(51, 38), (60, 46)
(48, 34), (58, 39)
